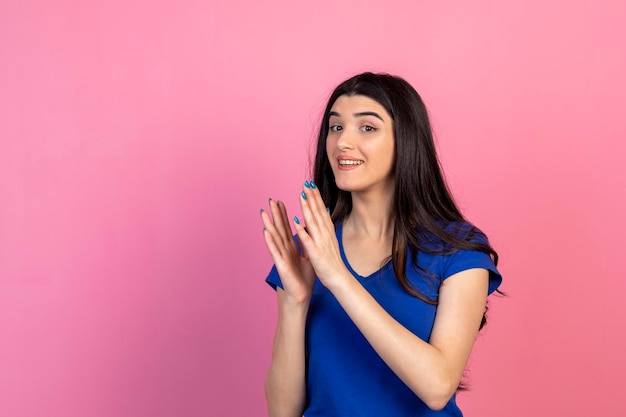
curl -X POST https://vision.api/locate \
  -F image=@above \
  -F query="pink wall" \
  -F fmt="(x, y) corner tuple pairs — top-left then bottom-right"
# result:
(1, 1), (624, 416)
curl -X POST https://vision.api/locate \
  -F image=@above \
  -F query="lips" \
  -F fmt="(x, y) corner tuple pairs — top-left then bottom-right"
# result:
(338, 159), (364, 166)
(336, 156), (364, 170)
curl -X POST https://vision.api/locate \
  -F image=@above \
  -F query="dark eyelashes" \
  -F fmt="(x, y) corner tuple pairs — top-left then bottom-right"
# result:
(328, 125), (376, 132)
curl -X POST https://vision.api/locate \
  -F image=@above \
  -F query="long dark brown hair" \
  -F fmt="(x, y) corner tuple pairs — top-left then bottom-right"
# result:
(312, 72), (499, 324)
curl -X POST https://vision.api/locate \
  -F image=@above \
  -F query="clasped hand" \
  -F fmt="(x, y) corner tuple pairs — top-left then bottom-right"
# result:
(261, 181), (349, 301)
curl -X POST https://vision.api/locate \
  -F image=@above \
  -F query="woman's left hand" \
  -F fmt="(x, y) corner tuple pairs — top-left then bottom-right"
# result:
(293, 181), (350, 289)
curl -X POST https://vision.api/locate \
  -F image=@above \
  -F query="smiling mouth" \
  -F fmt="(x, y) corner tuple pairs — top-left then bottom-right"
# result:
(338, 160), (364, 166)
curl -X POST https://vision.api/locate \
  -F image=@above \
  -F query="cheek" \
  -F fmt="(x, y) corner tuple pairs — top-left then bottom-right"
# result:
(386, 133), (396, 162)
(380, 138), (396, 171)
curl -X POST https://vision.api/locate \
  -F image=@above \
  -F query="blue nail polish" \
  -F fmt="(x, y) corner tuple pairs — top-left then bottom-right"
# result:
(294, 216), (300, 225)
(310, 181), (317, 189)
(301, 191), (307, 200)
(326, 207), (330, 213)
(260, 209), (263, 215)
(304, 181), (310, 188)
(268, 197), (272, 205)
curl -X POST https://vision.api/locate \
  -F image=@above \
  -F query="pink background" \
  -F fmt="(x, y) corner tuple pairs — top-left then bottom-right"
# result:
(1, 1), (624, 416)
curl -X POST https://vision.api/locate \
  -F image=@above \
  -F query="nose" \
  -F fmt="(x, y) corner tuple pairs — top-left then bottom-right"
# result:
(335, 127), (355, 150)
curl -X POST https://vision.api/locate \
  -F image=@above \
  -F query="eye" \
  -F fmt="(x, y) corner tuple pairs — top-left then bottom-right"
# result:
(361, 125), (376, 132)
(329, 124), (343, 132)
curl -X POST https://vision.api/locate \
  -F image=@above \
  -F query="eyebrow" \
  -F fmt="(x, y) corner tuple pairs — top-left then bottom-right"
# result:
(329, 111), (385, 122)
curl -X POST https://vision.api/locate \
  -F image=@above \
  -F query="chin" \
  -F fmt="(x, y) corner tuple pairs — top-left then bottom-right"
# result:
(332, 176), (354, 190)
(334, 181), (363, 193)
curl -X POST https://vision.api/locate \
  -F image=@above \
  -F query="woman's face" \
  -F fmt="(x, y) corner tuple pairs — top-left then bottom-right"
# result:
(326, 95), (395, 195)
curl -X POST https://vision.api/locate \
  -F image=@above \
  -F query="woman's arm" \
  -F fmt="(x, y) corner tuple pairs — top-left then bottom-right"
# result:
(294, 184), (489, 410)
(328, 267), (488, 411)
(261, 200), (315, 417)
(265, 289), (309, 417)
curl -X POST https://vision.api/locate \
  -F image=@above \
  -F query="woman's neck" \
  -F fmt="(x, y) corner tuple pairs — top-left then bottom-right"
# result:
(344, 189), (394, 240)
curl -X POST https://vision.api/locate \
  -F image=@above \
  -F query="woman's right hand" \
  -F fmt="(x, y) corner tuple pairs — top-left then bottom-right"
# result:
(261, 199), (316, 304)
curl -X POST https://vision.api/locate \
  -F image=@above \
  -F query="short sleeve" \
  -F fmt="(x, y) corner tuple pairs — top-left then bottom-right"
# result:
(443, 249), (502, 295)
(265, 265), (283, 291)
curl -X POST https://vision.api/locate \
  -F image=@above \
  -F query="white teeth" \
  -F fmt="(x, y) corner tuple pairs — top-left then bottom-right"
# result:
(338, 160), (363, 166)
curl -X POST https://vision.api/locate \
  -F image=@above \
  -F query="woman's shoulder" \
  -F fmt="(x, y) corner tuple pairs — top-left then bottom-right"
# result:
(443, 220), (488, 243)
(417, 220), (488, 250)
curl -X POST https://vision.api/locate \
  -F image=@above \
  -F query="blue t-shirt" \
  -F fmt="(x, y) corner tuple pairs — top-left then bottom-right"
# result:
(266, 222), (502, 417)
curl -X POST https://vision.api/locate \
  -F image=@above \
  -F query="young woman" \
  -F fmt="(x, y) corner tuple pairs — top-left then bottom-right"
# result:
(260, 72), (502, 417)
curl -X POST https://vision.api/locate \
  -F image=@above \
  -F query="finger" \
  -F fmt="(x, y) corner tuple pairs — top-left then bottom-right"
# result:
(299, 187), (320, 238)
(262, 227), (284, 263)
(269, 198), (291, 246)
(260, 210), (288, 257)
(300, 181), (331, 237)
(310, 180), (334, 223)
(304, 180), (332, 229)
(277, 200), (294, 242)
(302, 180), (325, 215)
(293, 214), (314, 254)
(276, 200), (301, 255)
(308, 180), (334, 227)
(259, 208), (272, 230)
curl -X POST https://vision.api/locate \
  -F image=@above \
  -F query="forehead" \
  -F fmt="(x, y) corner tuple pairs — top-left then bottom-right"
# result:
(329, 95), (390, 119)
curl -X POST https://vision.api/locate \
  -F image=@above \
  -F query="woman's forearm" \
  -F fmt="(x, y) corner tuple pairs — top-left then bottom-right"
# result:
(327, 269), (488, 411)
(265, 291), (309, 417)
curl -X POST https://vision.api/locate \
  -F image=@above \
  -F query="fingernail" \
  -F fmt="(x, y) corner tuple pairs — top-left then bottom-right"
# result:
(326, 207), (330, 213)
(294, 216), (300, 225)
(310, 181), (317, 189)
(260, 208), (264, 215)
(268, 197), (272, 205)
(301, 191), (307, 200)
(304, 181), (310, 188)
